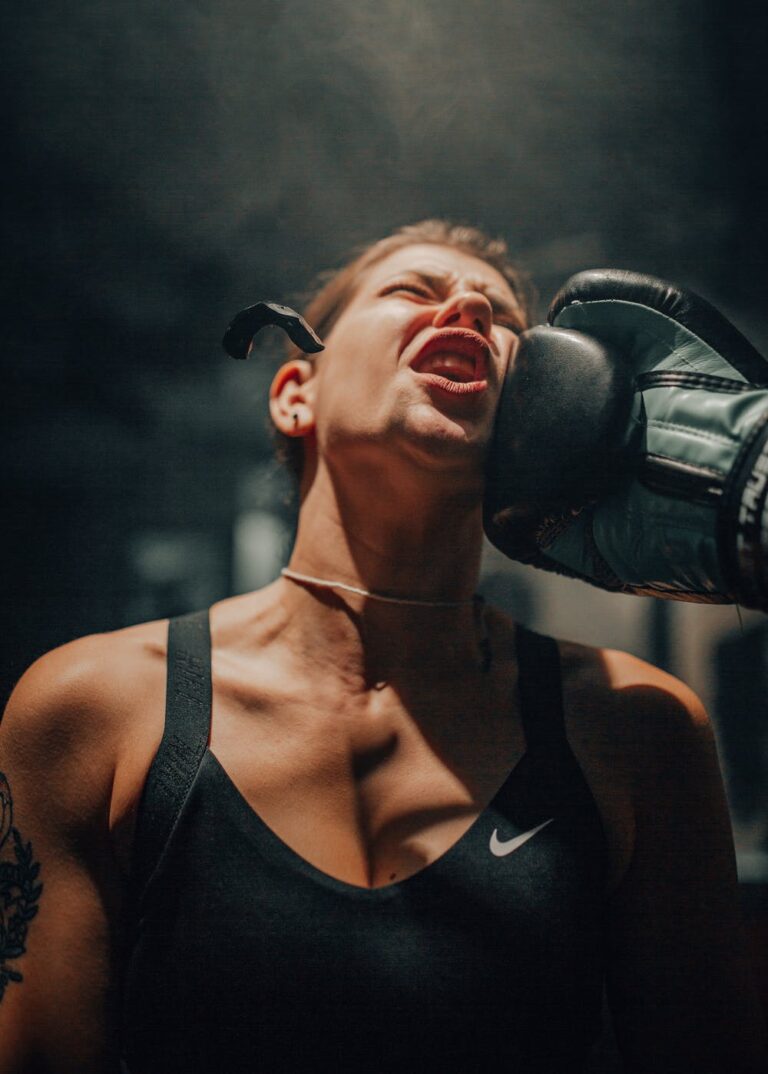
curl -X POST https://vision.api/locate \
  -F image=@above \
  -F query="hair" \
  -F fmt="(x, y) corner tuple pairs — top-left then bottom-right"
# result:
(276, 219), (535, 480)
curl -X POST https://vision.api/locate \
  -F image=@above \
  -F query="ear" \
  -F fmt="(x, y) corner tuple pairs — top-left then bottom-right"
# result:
(269, 359), (316, 437)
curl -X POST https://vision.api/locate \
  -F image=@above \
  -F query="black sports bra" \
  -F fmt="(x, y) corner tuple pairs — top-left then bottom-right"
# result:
(121, 610), (609, 1072)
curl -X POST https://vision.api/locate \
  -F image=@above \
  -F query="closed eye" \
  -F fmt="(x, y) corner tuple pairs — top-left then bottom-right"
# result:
(488, 302), (524, 334)
(493, 316), (522, 333)
(380, 282), (433, 299)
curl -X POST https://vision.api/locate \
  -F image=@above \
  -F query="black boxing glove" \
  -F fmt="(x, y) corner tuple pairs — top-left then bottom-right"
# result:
(484, 270), (768, 609)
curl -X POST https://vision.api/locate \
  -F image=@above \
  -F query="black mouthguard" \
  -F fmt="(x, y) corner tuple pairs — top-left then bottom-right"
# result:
(222, 301), (325, 359)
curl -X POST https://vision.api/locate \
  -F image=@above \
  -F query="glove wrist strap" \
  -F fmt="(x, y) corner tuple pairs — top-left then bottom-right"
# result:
(719, 409), (768, 610)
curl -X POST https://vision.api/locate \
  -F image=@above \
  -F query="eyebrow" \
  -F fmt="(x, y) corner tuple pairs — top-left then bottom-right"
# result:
(381, 268), (526, 330)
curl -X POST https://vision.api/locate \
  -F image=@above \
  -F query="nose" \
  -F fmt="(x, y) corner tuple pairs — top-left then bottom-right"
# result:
(433, 291), (493, 338)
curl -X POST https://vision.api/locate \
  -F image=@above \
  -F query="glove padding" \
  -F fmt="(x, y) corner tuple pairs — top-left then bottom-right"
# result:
(484, 269), (768, 609)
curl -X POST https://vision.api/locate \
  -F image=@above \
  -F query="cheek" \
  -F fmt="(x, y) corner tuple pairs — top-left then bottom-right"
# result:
(311, 354), (385, 429)
(317, 313), (405, 395)
(489, 332), (518, 383)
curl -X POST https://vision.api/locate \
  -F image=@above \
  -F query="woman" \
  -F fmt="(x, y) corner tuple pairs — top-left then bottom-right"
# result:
(0, 220), (764, 1072)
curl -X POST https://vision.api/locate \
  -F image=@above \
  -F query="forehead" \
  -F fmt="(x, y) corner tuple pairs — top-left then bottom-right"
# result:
(362, 243), (518, 300)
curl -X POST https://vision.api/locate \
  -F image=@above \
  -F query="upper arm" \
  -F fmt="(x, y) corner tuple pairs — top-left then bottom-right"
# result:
(0, 640), (126, 1073)
(605, 662), (767, 1072)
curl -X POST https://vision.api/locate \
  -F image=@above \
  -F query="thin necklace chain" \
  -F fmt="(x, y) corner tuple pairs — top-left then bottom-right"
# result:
(280, 567), (478, 609)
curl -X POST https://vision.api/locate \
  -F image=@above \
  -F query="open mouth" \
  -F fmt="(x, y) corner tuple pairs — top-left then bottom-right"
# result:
(409, 329), (490, 395)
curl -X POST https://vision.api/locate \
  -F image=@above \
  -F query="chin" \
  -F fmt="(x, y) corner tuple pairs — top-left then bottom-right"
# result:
(411, 402), (487, 444)
(395, 409), (487, 472)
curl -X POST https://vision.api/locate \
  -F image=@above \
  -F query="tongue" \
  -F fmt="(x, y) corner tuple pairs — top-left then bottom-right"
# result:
(419, 353), (476, 381)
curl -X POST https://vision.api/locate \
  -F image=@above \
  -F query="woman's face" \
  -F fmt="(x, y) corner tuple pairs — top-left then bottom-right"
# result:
(295, 243), (525, 479)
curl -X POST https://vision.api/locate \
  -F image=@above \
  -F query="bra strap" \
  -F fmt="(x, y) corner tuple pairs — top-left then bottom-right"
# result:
(130, 609), (212, 902)
(515, 625), (568, 756)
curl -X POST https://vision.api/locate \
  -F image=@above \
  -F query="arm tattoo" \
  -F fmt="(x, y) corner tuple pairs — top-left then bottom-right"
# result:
(0, 770), (43, 1001)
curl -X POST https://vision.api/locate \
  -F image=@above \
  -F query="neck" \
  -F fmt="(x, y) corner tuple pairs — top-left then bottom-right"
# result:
(280, 568), (477, 608)
(279, 457), (489, 688)
(292, 455), (484, 602)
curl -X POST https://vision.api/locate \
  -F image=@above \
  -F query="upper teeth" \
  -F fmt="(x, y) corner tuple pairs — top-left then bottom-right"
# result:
(418, 352), (476, 376)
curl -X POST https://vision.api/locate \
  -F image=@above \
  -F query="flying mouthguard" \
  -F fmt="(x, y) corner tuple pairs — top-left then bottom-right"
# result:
(222, 301), (325, 359)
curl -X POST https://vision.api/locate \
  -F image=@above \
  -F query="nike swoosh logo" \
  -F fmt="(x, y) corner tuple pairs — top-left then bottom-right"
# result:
(489, 817), (554, 857)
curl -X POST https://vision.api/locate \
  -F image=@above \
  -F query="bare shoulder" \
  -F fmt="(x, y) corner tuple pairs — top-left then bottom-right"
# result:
(485, 604), (705, 731)
(0, 619), (169, 841)
(515, 627), (717, 891)
(2, 618), (168, 749)
(557, 636), (709, 741)
(555, 635), (718, 813)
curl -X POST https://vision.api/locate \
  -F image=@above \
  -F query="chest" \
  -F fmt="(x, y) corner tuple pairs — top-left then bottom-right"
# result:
(124, 738), (609, 1073)
(208, 673), (526, 889)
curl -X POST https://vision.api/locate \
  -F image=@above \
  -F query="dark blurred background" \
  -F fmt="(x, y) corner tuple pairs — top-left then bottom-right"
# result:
(3, 0), (768, 1052)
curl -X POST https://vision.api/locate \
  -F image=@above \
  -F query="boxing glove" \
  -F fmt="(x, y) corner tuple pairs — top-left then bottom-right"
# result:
(484, 270), (768, 609)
